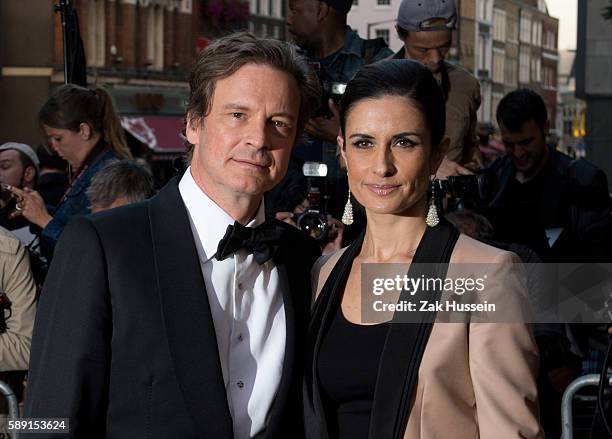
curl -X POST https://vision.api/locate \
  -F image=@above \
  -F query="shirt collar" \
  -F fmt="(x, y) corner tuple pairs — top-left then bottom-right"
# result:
(178, 167), (265, 263)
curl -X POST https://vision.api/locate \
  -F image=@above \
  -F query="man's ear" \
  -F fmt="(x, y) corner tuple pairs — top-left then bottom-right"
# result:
(430, 136), (450, 174)
(316, 0), (330, 21)
(23, 166), (36, 187)
(186, 113), (202, 146)
(79, 123), (92, 140)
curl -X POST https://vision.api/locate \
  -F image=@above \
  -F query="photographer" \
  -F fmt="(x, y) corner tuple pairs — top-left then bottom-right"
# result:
(286, 0), (392, 221)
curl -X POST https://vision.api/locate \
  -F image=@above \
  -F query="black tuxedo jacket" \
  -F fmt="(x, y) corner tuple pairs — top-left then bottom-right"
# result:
(24, 178), (320, 438)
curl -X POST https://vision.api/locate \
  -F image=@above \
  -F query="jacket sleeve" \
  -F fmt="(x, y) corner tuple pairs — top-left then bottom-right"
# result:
(0, 239), (37, 371)
(469, 251), (544, 438)
(24, 217), (110, 439)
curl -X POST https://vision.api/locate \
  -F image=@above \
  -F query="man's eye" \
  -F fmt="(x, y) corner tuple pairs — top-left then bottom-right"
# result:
(271, 120), (288, 128)
(231, 112), (245, 119)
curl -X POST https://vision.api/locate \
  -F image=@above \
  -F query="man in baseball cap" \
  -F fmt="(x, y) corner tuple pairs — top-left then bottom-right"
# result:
(394, 0), (483, 177)
(0, 142), (40, 244)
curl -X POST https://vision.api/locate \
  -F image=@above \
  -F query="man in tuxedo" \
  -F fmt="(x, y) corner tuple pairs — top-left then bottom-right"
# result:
(24, 32), (321, 439)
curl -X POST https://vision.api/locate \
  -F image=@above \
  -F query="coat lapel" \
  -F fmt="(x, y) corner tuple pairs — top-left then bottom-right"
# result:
(148, 178), (234, 438)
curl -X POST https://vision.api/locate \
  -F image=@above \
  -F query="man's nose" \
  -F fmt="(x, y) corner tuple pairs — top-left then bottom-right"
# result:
(246, 119), (268, 149)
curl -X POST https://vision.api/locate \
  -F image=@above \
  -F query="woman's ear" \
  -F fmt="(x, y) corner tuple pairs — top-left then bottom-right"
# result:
(79, 123), (92, 140)
(338, 135), (347, 171)
(430, 136), (450, 175)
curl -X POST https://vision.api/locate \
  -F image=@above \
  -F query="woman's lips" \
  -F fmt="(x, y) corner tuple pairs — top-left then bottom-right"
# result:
(366, 184), (401, 196)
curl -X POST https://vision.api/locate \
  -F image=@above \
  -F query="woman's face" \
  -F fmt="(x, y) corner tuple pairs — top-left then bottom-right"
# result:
(339, 95), (442, 217)
(42, 123), (91, 165)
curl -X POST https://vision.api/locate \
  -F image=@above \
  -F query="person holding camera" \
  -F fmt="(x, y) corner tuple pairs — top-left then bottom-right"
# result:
(304, 59), (542, 439)
(486, 89), (612, 263)
(394, 0), (483, 179)
(286, 0), (392, 221)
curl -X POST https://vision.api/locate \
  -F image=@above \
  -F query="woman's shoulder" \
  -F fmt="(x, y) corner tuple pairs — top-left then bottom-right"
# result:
(451, 233), (520, 264)
(311, 247), (349, 302)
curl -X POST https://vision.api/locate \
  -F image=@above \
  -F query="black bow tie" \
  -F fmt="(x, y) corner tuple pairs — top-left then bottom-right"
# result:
(216, 220), (286, 265)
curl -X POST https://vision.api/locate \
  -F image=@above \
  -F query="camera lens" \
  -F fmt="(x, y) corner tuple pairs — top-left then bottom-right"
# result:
(297, 211), (327, 241)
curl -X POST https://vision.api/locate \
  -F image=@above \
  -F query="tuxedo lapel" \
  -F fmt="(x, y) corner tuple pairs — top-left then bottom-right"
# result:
(148, 178), (234, 438)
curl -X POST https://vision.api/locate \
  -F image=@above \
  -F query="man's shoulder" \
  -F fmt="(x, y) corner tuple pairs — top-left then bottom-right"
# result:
(446, 62), (480, 94)
(0, 226), (22, 255)
(550, 149), (608, 188)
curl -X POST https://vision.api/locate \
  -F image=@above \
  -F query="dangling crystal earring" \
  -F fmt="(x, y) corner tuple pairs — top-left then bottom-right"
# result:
(425, 180), (439, 227)
(342, 188), (354, 226)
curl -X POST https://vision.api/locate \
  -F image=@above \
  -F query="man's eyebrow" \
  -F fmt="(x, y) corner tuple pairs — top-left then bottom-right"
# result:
(221, 103), (251, 111)
(270, 112), (296, 121)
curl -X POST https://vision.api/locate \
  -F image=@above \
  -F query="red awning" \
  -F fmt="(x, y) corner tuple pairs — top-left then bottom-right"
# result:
(121, 116), (186, 153)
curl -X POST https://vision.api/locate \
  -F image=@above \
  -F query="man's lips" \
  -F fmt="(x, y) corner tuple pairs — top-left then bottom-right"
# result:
(232, 158), (270, 169)
(366, 184), (401, 196)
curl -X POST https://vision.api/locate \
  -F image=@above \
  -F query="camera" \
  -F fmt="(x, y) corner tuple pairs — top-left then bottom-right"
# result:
(295, 162), (330, 242)
(308, 61), (347, 119)
(435, 173), (495, 211)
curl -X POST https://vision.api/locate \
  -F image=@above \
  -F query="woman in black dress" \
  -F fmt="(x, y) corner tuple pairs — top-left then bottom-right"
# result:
(304, 60), (543, 439)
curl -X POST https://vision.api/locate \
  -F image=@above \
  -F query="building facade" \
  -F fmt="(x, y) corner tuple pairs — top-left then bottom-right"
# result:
(576, 0), (612, 189)
(248, 0), (285, 39)
(1, 0), (199, 181)
(348, 0), (402, 52)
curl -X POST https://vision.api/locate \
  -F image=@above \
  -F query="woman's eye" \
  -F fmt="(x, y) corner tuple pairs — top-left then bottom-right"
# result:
(353, 140), (372, 148)
(395, 138), (416, 148)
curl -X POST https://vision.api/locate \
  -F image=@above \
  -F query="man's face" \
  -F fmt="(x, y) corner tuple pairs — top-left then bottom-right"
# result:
(187, 63), (301, 202)
(401, 29), (452, 74)
(0, 150), (26, 188)
(286, 0), (320, 49)
(499, 119), (547, 176)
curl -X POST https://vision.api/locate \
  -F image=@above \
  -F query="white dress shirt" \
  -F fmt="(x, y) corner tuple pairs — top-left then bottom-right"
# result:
(179, 168), (286, 439)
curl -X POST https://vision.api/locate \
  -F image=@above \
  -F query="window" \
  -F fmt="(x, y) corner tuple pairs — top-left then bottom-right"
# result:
(532, 21), (541, 46)
(519, 46), (530, 83)
(530, 56), (541, 83)
(544, 30), (556, 49)
(507, 18), (519, 43)
(180, 0), (193, 13)
(478, 0), (493, 21)
(520, 11), (532, 43)
(477, 33), (490, 72)
(353, 0), (358, 6)
(505, 55), (518, 86)
(146, 5), (165, 70)
(543, 65), (555, 89)
(376, 29), (390, 45)
(86, 0), (106, 67)
(377, 0), (390, 6)
(492, 92), (504, 127)
(493, 49), (505, 83)
(493, 9), (506, 42)
(538, 0), (547, 13)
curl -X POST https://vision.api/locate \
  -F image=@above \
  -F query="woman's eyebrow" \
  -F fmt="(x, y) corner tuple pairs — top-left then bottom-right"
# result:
(348, 133), (375, 140)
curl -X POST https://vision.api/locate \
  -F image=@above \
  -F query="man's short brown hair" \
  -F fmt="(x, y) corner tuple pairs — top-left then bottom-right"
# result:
(185, 32), (320, 158)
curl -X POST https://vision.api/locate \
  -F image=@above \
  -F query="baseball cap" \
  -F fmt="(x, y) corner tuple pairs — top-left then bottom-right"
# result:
(320, 0), (354, 14)
(0, 142), (40, 171)
(397, 0), (457, 32)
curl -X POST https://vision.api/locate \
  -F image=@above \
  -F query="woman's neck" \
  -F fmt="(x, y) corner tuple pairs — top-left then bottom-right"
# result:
(70, 136), (101, 171)
(361, 205), (428, 263)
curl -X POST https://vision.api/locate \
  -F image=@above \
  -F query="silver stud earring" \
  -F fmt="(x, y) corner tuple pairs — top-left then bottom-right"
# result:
(342, 189), (354, 226)
(425, 180), (439, 228)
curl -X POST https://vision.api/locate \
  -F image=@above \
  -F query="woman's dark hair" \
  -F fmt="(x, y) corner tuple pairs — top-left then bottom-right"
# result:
(496, 88), (548, 133)
(339, 59), (446, 149)
(39, 84), (132, 160)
